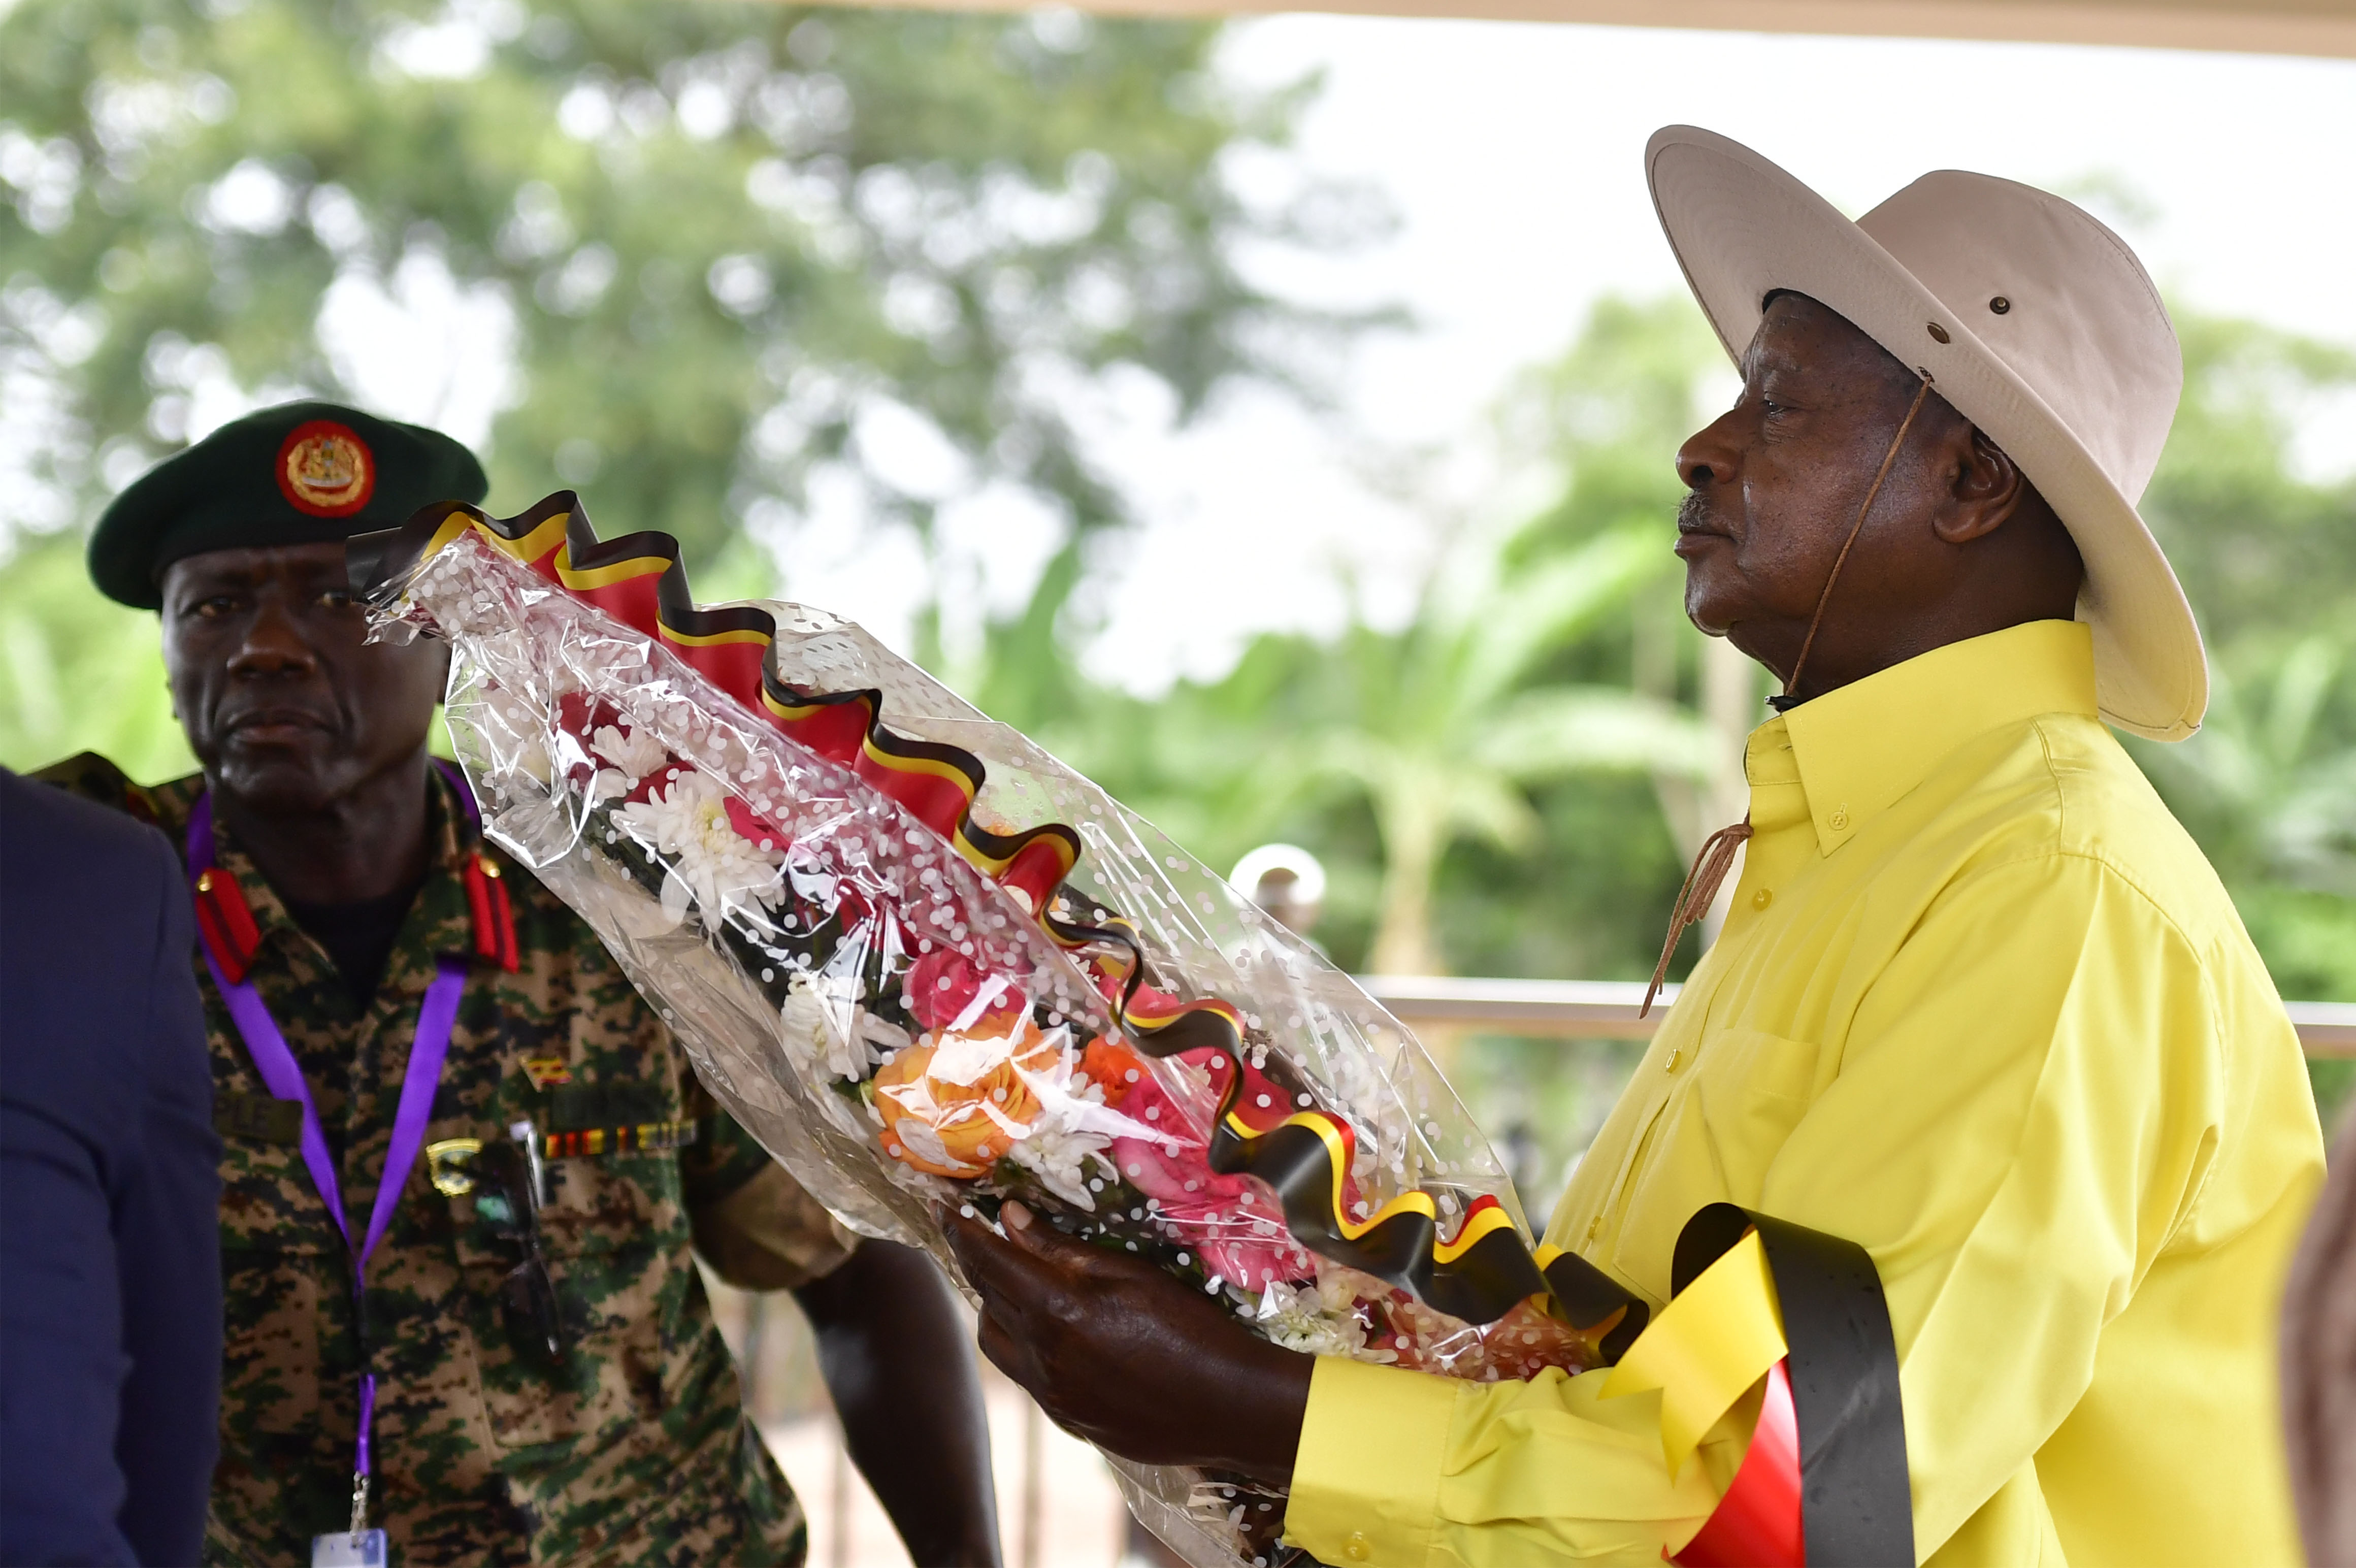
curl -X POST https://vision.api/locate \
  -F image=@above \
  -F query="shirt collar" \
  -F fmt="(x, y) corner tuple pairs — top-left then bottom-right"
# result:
(1755, 619), (2099, 857)
(194, 763), (482, 971)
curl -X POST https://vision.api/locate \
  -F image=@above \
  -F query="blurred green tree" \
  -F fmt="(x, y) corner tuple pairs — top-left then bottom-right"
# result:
(985, 295), (1729, 985)
(2, 0), (1375, 547)
(2122, 312), (2356, 1113)
(0, 528), (193, 779)
(0, 0), (1379, 762)
(2128, 314), (2356, 1007)
(1253, 524), (1710, 977)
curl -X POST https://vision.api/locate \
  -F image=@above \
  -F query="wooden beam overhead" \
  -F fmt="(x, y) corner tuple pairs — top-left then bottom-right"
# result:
(840, 0), (2356, 60)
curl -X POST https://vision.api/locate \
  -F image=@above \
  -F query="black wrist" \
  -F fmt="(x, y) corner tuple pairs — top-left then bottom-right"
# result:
(1200, 1339), (1314, 1484)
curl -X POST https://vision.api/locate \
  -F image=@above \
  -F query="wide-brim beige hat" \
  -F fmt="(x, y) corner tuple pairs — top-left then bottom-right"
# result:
(1646, 125), (2205, 741)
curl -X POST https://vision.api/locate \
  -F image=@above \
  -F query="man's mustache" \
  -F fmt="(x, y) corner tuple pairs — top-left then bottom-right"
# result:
(1676, 493), (1730, 537)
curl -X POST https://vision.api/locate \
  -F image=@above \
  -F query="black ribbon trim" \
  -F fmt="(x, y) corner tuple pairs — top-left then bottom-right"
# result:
(1543, 1252), (1651, 1363)
(1037, 899), (1652, 1346)
(1674, 1203), (1914, 1568)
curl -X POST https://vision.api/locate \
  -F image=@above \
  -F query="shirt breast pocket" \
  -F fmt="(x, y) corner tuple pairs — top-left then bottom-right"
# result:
(451, 1140), (691, 1451)
(1694, 1029), (1822, 1198)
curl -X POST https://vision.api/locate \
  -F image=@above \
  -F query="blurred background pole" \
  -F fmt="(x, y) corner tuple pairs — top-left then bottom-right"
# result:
(829, 1426), (852, 1568)
(740, 1293), (770, 1420)
(1020, 1399), (1045, 1568)
(1232, 844), (1329, 942)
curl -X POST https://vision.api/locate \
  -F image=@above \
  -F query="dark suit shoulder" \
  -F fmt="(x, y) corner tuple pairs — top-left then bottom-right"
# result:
(21, 755), (205, 851)
(25, 751), (159, 826)
(0, 769), (219, 1568)
(4, 763), (181, 879)
(0, 765), (193, 1140)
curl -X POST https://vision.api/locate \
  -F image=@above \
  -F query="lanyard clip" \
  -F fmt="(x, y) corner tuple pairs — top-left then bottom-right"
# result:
(349, 1470), (371, 1537)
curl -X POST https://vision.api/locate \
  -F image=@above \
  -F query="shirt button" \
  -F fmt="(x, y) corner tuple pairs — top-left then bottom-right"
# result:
(1750, 887), (1773, 910)
(1585, 1215), (1604, 1244)
(1344, 1531), (1372, 1561)
(1828, 806), (1851, 831)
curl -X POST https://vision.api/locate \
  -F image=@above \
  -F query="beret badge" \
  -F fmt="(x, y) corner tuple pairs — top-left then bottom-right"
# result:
(276, 419), (377, 517)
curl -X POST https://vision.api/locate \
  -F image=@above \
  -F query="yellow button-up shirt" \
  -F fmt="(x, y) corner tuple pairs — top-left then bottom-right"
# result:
(1286, 620), (2323, 1567)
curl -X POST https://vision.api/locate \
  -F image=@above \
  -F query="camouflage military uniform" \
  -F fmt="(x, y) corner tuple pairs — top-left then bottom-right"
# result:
(39, 755), (859, 1568)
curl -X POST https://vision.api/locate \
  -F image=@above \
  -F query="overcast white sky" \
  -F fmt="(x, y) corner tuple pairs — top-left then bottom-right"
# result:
(976, 17), (2356, 694)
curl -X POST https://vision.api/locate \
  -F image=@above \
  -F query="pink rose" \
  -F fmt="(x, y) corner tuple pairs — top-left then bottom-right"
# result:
(1101, 1046), (1363, 1292)
(1156, 1180), (1316, 1291)
(903, 948), (1024, 1033)
(1106, 1074), (1315, 1291)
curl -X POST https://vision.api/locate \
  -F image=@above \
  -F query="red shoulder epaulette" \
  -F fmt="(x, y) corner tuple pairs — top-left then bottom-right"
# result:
(193, 867), (263, 984)
(463, 852), (519, 972)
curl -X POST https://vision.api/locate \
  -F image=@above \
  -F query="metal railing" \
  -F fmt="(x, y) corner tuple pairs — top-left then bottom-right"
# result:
(1357, 975), (2356, 1055)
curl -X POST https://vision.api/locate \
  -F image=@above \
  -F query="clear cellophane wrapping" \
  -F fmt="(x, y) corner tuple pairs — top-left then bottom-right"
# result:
(378, 529), (1601, 1567)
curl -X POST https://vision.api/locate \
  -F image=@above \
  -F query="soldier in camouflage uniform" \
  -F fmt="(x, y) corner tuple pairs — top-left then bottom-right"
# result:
(42, 403), (1001, 1567)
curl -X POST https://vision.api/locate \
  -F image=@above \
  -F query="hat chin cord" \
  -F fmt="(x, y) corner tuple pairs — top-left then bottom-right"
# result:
(1640, 374), (1934, 1018)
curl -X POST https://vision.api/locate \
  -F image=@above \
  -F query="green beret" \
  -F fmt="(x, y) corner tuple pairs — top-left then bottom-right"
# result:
(89, 400), (488, 609)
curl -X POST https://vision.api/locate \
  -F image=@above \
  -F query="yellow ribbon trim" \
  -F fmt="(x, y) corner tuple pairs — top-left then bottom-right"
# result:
(760, 690), (834, 720)
(1207, 1108), (1524, 1262)
(867, 739), (981, 791)
(660, 624), (772, 648)
(555, 551), (668, 592)
(424, 508), (567, 570)
(1600, 1229), (1786, 1476)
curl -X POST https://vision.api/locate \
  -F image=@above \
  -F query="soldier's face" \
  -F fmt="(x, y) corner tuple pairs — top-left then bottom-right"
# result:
(160, 541), (447, 813)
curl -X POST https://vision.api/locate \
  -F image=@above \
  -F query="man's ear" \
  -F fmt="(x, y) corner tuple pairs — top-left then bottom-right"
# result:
(1934, 427), (2030, 545)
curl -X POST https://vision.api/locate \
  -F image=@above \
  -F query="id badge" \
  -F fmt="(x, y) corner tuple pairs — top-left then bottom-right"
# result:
(312, 1530), (388, 1566)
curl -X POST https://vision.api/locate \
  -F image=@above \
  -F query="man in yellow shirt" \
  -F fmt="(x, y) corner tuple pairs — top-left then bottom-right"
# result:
(945, 127), (2326, 1565)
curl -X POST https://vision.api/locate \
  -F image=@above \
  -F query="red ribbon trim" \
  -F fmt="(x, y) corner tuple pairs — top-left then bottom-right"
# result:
(1670, 1359), (1803, 1568)
(371, 495), (1081, 913)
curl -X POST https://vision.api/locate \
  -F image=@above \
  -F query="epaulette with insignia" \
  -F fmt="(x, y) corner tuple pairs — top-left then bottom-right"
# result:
(29, 752), (161, 829)
(192, 864), (264, 982)
(463, 850), (519, 971)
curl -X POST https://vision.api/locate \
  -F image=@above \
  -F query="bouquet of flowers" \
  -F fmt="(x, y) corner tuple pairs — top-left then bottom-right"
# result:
(355, 495), (1646, 1568)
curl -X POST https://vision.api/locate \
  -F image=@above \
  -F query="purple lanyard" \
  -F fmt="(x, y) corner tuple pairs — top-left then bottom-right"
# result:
(187, 784), (471, 1502)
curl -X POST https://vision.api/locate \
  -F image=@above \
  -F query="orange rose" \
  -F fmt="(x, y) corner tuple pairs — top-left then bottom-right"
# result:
(874, 1019), (1062, 1179)
(1078, 1035), (1149, 1106)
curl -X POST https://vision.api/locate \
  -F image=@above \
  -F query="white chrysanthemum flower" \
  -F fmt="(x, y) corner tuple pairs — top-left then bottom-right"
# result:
(857, 1012), (913, 1058)
(777, 976), (830, 1068)
(776, 972), (870, 1082)
(591, 723), (669, 780)
(1005, 1077), (1115, 1212)
(772, 970), (857, 1083)
(1252, 1274), (1369, 1358)
(478, 683), (554, 787)
(613, 769), (784, 923)
(1005, 1120), (1112, 1212)
(585, 768), (633, 809)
